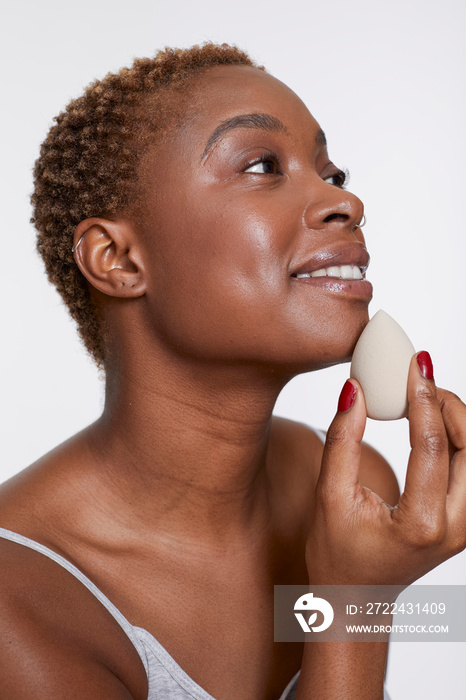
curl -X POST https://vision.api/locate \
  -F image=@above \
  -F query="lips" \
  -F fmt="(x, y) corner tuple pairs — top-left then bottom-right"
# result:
(290, 243), (370, 280)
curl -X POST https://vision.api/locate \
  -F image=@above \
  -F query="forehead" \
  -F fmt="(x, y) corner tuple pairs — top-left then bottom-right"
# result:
(189, 64), (307, 112)
(179, 64), (321, 147)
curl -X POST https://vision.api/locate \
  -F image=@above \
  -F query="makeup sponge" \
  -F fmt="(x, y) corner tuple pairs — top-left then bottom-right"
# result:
(350, 310), (416, 420)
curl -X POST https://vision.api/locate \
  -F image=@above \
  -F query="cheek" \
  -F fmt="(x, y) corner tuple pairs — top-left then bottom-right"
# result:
(139, 203), (291, 358)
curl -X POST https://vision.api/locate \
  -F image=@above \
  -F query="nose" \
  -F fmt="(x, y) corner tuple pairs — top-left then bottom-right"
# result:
(302, 181), (365, 237)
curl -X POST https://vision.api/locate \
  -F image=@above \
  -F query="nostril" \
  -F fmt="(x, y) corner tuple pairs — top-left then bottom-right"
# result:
(323, 213), (349, 224)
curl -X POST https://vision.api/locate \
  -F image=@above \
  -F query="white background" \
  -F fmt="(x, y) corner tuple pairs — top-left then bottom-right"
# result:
(1, 0), (465, 697)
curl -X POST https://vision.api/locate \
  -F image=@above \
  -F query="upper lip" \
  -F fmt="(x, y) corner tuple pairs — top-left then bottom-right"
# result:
(290, 242), (370, 277)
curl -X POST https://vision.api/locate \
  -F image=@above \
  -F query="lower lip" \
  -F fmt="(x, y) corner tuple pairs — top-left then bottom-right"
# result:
(291, 276), (373, 300)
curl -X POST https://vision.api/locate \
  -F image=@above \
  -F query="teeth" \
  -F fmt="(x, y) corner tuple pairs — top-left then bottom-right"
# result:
(295, 265), (364, 280)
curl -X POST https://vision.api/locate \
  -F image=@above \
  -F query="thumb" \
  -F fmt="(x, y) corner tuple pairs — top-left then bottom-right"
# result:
(317, 379), (367, 498)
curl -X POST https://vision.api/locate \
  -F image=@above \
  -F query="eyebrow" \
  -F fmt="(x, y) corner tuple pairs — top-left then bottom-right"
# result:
(315, 128), (327, 147)
(201, 113), (327, 160)
(201, 113), (286, 160)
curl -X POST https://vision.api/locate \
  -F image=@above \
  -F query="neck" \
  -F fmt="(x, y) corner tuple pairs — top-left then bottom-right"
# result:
(88, 345), (290, 548)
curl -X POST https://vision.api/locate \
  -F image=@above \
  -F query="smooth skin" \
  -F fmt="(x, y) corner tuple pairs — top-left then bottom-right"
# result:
(0, 64), (464, 699)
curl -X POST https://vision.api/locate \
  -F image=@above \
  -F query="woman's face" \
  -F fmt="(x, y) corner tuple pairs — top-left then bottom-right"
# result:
(135, 64), (371, 373)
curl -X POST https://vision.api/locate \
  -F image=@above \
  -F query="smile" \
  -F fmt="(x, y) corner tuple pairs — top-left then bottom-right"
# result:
(292, 264), (365, 280)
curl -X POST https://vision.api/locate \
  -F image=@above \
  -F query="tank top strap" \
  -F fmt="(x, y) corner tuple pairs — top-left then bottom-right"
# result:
(0, 526), (149, 674)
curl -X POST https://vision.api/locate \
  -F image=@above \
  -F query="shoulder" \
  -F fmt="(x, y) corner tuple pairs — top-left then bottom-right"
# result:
(269, 415), (325, 483)
(271, 415), (325, 456)
(0, 535), (147, 699)
(268, 417), (326, 524)
(270, 415), (400, 507)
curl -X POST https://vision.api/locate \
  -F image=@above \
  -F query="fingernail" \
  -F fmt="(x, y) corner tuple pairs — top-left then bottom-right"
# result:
(417, 351), (434, 380)
(338, 380), (357, 412)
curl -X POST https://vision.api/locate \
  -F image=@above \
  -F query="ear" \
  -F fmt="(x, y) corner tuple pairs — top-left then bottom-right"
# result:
(72, 218), (146, 298)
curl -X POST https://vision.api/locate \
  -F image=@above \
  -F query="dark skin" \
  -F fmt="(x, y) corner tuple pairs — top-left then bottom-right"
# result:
(0, 64), (464, 699)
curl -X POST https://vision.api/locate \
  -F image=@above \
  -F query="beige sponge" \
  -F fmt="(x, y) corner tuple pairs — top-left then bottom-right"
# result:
(350, 310), (415, 420)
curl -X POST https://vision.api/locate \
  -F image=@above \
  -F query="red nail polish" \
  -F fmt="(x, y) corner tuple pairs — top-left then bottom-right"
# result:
(338, 380), (357, 412)
(417, 351), (434, 380)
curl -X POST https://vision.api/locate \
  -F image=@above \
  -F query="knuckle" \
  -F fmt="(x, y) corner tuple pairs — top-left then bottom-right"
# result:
(420, 429), (448, 457)
(324, 430), (341, 451)
(413, 385), (438, 409)
(397, 500), (447, 548)
(325, 424), (350, 450)
(411, 517), (447, 548)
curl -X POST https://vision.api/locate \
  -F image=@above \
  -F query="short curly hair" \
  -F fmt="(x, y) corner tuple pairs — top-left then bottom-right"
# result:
(31, 43), (260, 368)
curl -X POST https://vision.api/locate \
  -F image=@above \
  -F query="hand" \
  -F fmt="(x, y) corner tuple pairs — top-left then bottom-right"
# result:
(306, 352), (466, 586)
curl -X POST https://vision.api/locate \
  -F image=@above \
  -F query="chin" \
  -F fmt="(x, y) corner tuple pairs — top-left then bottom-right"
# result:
(286, 317), (369, 375)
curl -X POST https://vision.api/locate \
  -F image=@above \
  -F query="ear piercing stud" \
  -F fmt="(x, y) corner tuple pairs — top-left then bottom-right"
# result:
(72, 234), (85, 253)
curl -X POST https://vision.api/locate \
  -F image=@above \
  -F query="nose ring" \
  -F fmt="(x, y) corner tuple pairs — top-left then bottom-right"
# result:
(353, 213), (366, 231)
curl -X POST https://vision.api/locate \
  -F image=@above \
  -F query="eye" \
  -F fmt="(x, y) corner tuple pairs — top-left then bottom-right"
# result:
(244, 153), (281, 175)
(323, 168), (350, 189)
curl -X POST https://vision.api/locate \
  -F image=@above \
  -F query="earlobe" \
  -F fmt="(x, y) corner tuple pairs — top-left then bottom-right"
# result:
(72, 218), (146, 298)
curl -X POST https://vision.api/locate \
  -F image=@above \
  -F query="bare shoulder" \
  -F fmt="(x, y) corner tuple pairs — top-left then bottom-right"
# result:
(0, 536), (147, 699)
(271, 415), (325, 452)
(268, 417), (326, 520)
(270, 415), (400, 508)
(270, 415), (325, 481)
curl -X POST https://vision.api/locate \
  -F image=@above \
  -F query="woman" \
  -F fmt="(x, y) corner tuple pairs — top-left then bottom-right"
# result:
(0, 43), (464, 699)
